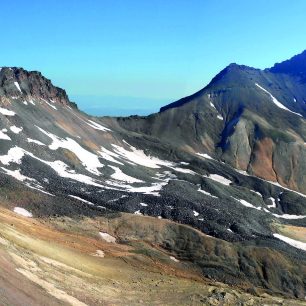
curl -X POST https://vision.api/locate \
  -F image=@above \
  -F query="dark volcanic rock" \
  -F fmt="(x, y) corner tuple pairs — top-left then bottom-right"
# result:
(0, 67), (74, 107)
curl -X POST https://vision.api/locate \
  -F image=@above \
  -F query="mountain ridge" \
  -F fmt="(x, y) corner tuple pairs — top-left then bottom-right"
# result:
(0, 51), (305, 302)
(0, 66), (77, 109)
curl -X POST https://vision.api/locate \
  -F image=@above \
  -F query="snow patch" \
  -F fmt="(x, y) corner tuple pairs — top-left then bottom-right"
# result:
(193, 210), (199, 217)
(197, 187), (218, 198)
(0, 129), (11, 140)
(99, 232), (116, 243)
(0, 107), (15, 116)
(196, 153), (214, 160)
(93, 250), (105, 258)
(109, 165), (143, 183)
(86, 120), (111, 132)
(27, 138), (45, 146)
(14, 207), (32, 218)
(69, 195), (95, 206)
(204, 174), (232, 186)
(210, 102), (217, 110)
(0, 146), (25, 165)
(0, 146), (105, 188)
(112, 141), (173, 169)
(14, 81), (22, 92)
(99, 146), (124, 165)
(10, 126), (22, 134)
(250, 190), (262, 197)
(170, 166), (196, 175)
(41, 98), (57, 110)
(273, 233), (306, 251)
(272, 213), (306, 220)
(267, 197), (276, 209)
(232, 197), (261, 210)
(217, 115), (223, 120)
(169, 256), (179, 262)
(1, 167), (35, 182)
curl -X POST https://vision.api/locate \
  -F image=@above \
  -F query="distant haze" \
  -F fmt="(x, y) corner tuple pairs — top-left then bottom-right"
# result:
(72, 95), (168, 117)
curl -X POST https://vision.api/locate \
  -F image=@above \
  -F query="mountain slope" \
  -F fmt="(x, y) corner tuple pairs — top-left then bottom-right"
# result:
(116, 54), (306, 194)
(0, 53), (305, 303)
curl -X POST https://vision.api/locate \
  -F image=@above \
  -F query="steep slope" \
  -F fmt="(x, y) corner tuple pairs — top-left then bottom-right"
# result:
(116, 52), (306, 194)
(0, 60), (305, 302)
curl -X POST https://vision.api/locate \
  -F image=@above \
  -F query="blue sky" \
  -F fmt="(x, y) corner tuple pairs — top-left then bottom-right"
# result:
(1, 0), (305, 116)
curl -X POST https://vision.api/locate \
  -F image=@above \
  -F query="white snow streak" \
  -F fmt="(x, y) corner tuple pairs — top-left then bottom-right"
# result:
(69, 195), (95, 206)
(14, 82), (22, 92)
(273, 233), (306, 251)
(255, 83), (302, 116)
(86, 120), (111, 132)
(204, 174), (232, 186)
(196, 153), (214, 160)
(197, 187), (218, 198)
(27, 138), (45, 146)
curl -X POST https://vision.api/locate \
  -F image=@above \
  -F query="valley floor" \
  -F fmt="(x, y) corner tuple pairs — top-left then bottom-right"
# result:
(0, 207), (304, 306)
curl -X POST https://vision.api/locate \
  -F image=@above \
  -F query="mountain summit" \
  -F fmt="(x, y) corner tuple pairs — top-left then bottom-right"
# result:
(0, 52), (305, 303)
(0, 67), (75, 107)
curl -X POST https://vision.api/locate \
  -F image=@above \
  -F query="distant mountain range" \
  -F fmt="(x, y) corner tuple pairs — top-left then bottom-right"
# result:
(0, 51), (305, 304)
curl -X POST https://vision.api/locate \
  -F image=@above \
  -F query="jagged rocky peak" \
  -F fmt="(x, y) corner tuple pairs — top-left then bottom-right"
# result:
(0, 67), (74, 107)
(268, 49), (306, 77)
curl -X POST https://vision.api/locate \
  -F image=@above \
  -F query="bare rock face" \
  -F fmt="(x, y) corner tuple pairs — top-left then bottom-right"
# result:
(0, 67), (74, 107)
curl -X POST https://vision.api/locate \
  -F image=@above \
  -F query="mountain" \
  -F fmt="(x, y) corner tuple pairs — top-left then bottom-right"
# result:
(0, 53), (305, 305)
(269, 50), (306, 81)
(117, 58), (306, 194)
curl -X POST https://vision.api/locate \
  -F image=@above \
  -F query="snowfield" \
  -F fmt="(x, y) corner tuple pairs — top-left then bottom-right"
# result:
(36, 126), (104, 175)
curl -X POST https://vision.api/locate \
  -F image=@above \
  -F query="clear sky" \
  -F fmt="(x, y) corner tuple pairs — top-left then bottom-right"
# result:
(1, 0), (305, 115)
